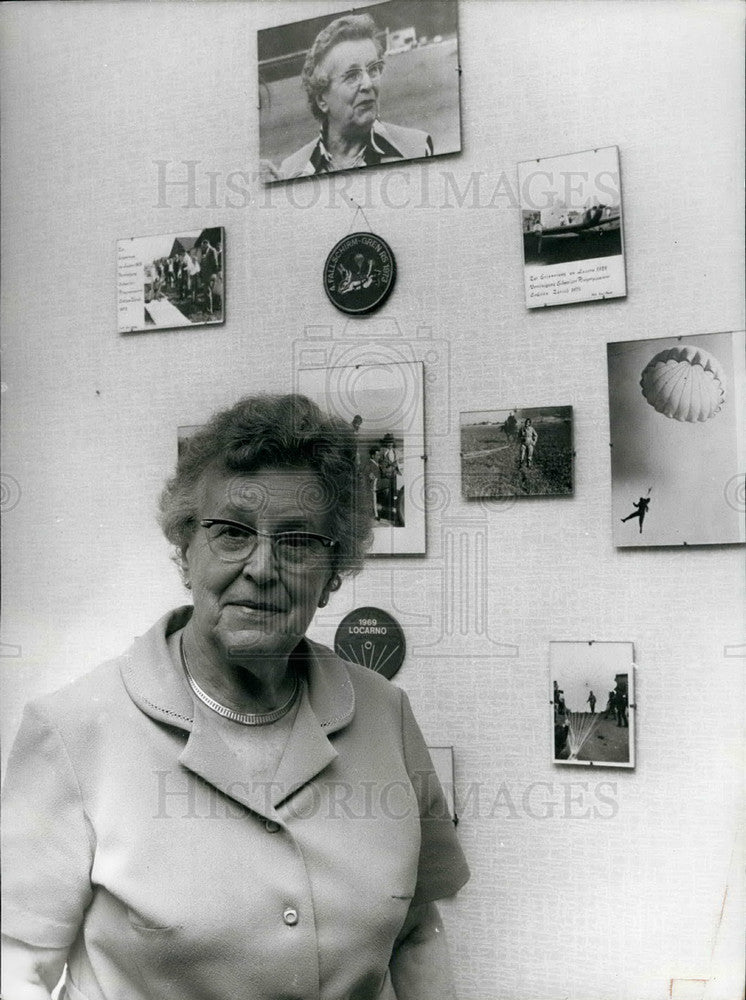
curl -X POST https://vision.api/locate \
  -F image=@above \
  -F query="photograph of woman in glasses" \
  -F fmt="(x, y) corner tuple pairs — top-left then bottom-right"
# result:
(1, 394), (469, 1000)
(259, 3), (461, 182)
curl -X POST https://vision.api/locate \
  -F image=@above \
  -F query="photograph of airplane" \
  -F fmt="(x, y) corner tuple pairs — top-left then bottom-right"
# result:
(518, 145), (626, 306)
(523, 197), (622, 263)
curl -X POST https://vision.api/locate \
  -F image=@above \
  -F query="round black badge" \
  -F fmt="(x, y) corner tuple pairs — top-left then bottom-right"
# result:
(334, 607), (406, 680)
(323, 232), (396, 315)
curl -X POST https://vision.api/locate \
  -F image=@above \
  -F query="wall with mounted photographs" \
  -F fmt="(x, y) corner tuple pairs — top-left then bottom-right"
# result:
(1, 3), (743, 999)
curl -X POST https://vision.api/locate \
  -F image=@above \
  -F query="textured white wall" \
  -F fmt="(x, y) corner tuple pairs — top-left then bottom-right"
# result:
(1, 2), (744, 999)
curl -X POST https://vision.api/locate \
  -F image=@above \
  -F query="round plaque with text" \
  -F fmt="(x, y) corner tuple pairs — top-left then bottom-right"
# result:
(323, 232), (396, 315)
(333, 606), (406, 680)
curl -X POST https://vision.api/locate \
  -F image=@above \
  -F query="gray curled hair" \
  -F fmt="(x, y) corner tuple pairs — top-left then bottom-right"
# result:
(301, 13), (384, 121)
(159, 394), (374, 577)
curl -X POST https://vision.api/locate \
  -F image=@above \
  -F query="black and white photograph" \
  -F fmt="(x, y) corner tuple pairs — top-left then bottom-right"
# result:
(258, 0), (460, 182)
(297, 361), (425, 554)
(3, 3), (745, 999)
(460, 406), (574, 499)
(518, 146), (625, 308)
(551, 641), (636, 769)
(117, 229), (224, 333)
(607, 330), (745, 547)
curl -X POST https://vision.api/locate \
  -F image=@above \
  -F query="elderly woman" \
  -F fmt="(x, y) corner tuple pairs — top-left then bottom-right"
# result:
(276, 14), (433, 179)
(2, 394), (468, 1000)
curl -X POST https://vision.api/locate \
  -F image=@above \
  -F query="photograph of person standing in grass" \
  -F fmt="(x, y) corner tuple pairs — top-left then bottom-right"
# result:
(460, 406), (574, 499)
(258, 0), (461, 182)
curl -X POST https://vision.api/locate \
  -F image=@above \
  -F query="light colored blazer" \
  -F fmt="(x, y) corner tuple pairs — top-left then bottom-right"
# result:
(2, 607), (468, 1000)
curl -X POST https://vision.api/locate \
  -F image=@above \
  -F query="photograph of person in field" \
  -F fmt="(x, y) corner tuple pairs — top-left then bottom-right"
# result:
(460, 406), (574, 499)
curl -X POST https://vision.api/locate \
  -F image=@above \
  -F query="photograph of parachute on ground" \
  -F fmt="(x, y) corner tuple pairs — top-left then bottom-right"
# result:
(551, 641), (635, 769)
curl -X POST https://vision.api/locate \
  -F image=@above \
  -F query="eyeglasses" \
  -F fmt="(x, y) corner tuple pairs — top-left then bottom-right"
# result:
(331, 59), (385, 88)
(200, 518), (337, 568)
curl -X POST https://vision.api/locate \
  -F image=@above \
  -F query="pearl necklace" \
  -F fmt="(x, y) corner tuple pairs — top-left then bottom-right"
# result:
(180, 635), (300, 726)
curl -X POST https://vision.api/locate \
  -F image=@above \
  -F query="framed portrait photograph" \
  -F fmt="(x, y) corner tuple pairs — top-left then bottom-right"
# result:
(550, 641), (636, 769)
(297, 361), (425, 555)
(518, 146), (626, 308)
(460, 406), (574, 499)
(258, 0), (461, 183)
(607, 330), (745, 547)
(117, 228), (224, 334)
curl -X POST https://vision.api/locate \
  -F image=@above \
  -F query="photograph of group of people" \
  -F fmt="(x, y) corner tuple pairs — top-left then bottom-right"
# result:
(142, 229), (223, 329)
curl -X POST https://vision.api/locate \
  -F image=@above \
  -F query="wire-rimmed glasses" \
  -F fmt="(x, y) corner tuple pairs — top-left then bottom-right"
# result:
(200, 518), (337, 570)
(332, 59), (385, 88)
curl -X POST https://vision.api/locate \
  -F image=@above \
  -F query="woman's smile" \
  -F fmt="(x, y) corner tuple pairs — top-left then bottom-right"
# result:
(227, 599), (287, 614)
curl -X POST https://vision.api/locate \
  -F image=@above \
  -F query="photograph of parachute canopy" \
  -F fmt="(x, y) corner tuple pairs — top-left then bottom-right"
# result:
(550, 641), (635, 769)
(607, 330), (745, 547)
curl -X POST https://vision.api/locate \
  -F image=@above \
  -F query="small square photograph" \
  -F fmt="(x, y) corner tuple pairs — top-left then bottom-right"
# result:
(258, 0), (460, 183)
(518, 146), (625, 308)
(117, 228), (224, 333)
(607, 330), (745, 547)
(550, 641), (635, 769)
(460, 406), (574, 499)
(297, 361), (425, 555)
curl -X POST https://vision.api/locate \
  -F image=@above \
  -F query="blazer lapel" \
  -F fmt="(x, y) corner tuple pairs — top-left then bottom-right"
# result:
(179, 706), (283, 818)
(271, 639), (356, 809)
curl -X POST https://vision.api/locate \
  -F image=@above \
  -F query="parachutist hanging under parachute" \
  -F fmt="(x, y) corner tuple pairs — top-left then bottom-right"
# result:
(621, 488), (652, 533)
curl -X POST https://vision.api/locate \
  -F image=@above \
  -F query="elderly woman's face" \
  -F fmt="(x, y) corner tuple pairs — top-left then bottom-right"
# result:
(182, 467), (336, 663)
(316, 38), (380, 134)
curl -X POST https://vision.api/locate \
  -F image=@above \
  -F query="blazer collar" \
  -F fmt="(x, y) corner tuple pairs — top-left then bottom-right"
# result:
(310, 119), (405, 173)
(119, 607), (356, 816)
(120, 607), (355, 735)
